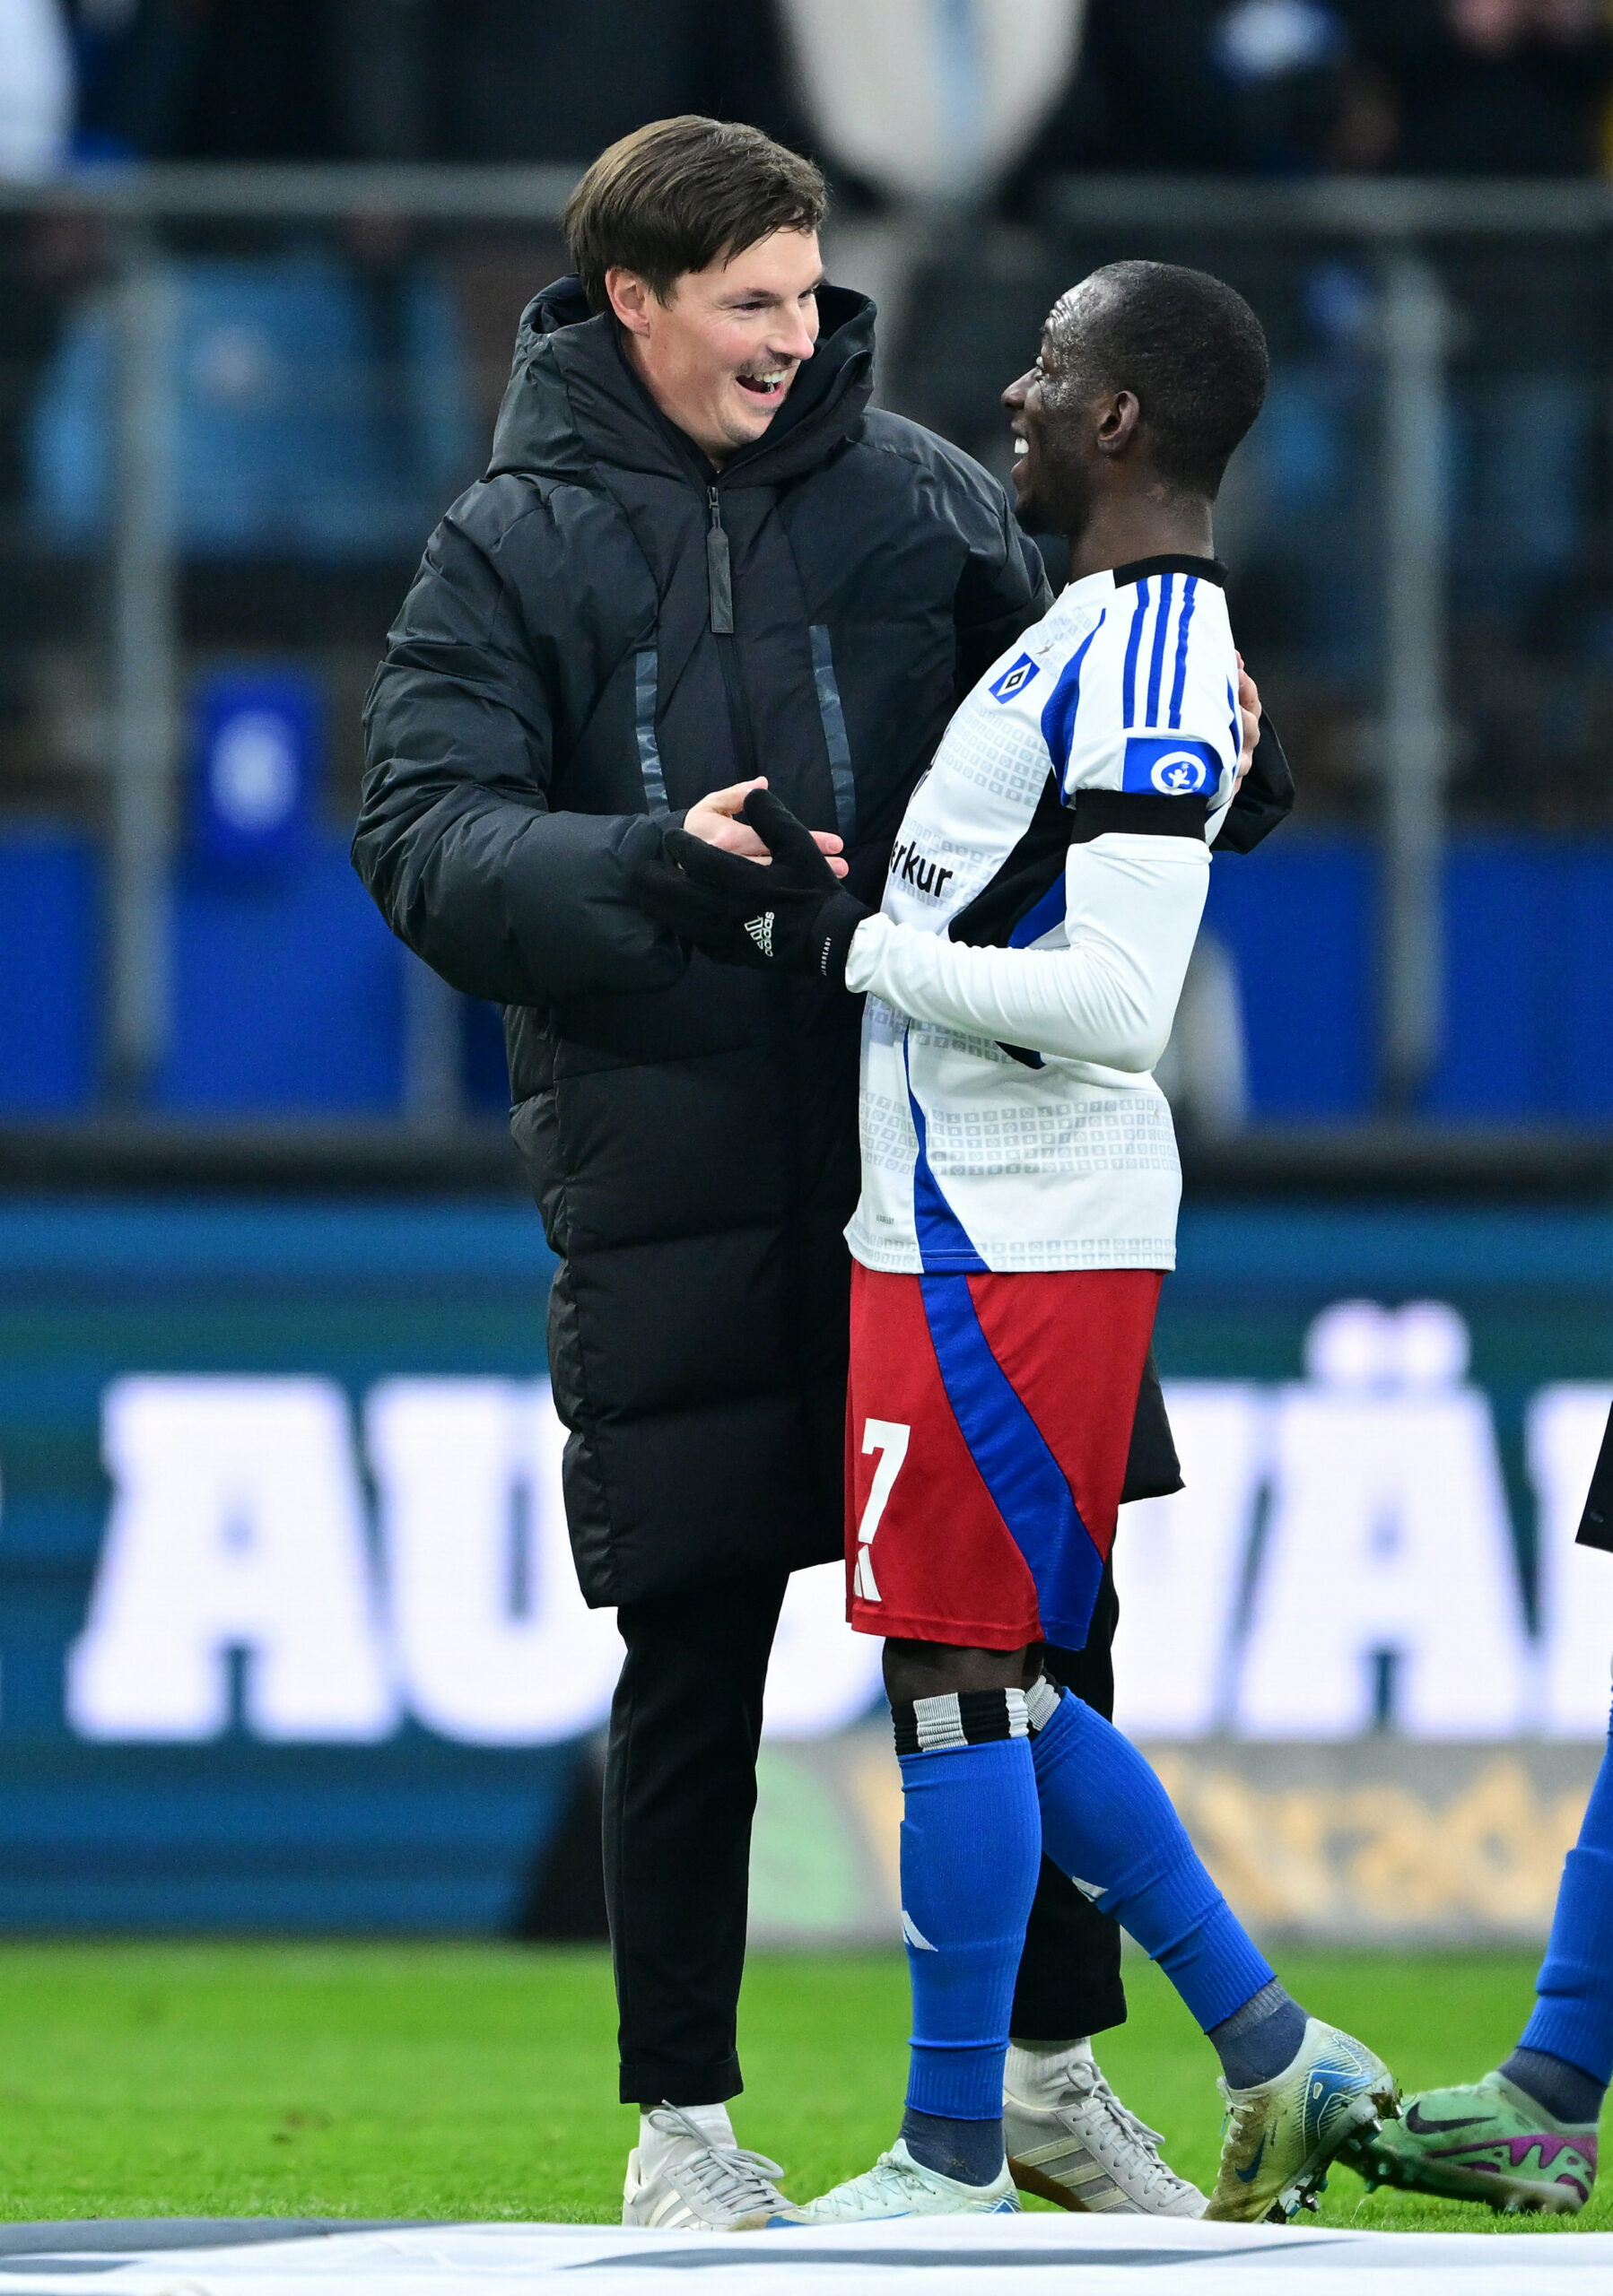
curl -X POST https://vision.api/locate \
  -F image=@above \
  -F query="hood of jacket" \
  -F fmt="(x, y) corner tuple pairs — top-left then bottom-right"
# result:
(487, 273), (876, 492)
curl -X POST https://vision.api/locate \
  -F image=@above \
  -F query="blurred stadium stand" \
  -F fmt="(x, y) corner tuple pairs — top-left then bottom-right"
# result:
(5, 168), (1613, 1157)
(0, 3), (1611, 1161)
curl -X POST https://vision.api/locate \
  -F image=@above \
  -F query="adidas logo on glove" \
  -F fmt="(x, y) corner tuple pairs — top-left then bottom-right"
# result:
(635, 788), (868, 991)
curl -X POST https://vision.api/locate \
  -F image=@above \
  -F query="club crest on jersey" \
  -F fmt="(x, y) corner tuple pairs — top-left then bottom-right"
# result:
(990, 653), (1040, 703)
(1122, 735), (1219, 796)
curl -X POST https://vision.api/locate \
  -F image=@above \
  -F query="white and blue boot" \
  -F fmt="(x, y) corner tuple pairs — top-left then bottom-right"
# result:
(1204, 2017), (1400, 2223)
(793, 2138), (1020, 2223)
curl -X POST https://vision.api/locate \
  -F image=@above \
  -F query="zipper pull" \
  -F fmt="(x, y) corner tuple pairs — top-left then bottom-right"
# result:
(706, 485), (734, 636)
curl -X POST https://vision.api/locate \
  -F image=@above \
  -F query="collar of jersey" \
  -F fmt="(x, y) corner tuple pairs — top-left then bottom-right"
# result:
(1061, 552), (1228, 612)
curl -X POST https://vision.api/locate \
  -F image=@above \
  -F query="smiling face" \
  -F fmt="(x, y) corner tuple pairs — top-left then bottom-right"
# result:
(608, 228), (824, 466)
(1001, 287), (1107, 543)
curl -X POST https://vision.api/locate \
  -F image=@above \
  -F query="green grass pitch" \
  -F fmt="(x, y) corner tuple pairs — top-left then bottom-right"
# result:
(0, 1942), (1602, 2234)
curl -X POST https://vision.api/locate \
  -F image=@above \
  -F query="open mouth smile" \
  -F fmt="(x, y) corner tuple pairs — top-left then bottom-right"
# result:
(737, 368), (789, 400)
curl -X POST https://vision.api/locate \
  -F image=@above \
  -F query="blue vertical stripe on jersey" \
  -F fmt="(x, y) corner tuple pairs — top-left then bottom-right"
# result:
(1120, 579), (1150, 728)
(1038, 611), (1106, 786)
(905, 1039), (989, 1274)
(919, 1272), (1105, 1649)
(1226, 677), (1241, 767)
(1145, 572), (1174, 726)
(1167, 577), (1199, 730)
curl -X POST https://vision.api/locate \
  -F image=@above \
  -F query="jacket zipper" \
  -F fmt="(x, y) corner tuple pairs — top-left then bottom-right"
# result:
(706, 484), (760, 781)
(706, 486), (734, 635)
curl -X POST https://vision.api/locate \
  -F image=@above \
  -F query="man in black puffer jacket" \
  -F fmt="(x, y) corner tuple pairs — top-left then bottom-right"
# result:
(355, 116), (1261, 2223)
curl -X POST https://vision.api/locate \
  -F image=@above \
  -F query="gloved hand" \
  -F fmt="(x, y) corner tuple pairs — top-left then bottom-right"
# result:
(635, 788), (870, 985)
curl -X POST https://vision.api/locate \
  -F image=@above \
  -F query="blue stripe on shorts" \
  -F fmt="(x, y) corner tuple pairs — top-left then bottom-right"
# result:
(918, 1272), (1104, 1650)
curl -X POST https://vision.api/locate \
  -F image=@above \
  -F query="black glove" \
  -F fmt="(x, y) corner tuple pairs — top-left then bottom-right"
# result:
(1217, 710), (1295, 855)
(635, 789), (870, 985)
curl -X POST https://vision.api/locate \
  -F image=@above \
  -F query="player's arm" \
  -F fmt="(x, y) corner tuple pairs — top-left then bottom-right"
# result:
(845, 833), (1208, 1072)
(634, 788), (1208, 1073)
(354, 488), (687, 1006)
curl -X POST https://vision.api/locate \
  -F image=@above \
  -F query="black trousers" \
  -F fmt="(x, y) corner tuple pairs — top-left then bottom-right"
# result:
(604, 1562), (1126, 2106)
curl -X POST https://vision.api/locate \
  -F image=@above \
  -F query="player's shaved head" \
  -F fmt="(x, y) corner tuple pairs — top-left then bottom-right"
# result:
(1043, 261), (1269, 500)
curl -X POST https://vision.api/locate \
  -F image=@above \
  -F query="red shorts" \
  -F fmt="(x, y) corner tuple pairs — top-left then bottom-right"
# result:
(845, 1261), (1162, 1653)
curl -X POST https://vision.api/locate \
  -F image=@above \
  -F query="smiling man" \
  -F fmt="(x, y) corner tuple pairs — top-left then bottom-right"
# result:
(355, 122), (1252, 2231)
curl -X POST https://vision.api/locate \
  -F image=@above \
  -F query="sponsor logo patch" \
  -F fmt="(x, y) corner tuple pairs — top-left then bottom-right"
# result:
(1121, 734), (1220, 796)
(887, 839), (955, 900)
(990, 652), (1040, 703)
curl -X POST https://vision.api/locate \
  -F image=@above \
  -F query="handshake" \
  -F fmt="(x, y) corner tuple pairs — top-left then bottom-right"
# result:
(634, 784), (870, 988)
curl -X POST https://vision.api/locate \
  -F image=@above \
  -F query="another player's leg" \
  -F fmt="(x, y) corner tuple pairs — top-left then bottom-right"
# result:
(1024, 1676), (1400, 2223)
(609, 1570), (810, 2231)
(1356, 1692), (1613, 2215)
(1005, 1609), (1205, 2219)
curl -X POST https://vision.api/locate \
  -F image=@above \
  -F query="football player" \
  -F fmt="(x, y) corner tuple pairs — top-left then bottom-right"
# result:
(637, 258), (1399, 2226)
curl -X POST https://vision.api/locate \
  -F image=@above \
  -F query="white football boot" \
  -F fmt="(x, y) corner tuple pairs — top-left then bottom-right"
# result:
(798, 2138), (1020, 2222)
(1204, 2017), (1400, 2223)
(622, 2104), (809, 2231)
(1004, 2041), (1206, 2216)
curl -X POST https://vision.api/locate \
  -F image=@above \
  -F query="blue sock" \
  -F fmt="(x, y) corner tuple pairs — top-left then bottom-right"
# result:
(1027, 1680), (1274, 2035)
(1208, 1975), (1311, 2090)
(892, 1690), (1042, 2184)
(1498, 2047), (1605, 2127)
(1516, 1706), (1613, 2115)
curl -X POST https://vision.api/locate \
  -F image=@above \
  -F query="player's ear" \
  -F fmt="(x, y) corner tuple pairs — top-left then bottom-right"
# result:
(1096, 390), (1142, 456)
(606, 267), (655, 337)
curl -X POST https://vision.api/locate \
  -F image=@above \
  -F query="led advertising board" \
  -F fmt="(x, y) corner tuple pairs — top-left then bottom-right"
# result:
(2, 1198), (1611, 1932)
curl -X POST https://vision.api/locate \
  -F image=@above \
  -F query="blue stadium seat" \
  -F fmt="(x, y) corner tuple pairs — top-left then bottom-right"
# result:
(29, 252), (475, 558)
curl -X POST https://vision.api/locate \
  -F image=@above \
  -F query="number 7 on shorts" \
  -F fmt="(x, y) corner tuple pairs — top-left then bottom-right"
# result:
(854, 1419), (910, 1602)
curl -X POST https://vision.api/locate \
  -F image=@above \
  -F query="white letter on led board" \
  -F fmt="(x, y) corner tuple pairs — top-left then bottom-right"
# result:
(763, 1560), (885, 1739)
(366, 1378), (621, 1744)
(1111, 1383), (1269, 1739)
(67, 1378), (396, 1741)
(1235, 1303), (1530, 1738)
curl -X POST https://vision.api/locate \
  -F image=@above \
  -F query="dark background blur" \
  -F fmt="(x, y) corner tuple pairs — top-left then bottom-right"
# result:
(4, 0), (1613, 1135)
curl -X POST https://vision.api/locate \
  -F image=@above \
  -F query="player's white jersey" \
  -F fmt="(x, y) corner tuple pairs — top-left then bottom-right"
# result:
(843, 554), (1239, 1275)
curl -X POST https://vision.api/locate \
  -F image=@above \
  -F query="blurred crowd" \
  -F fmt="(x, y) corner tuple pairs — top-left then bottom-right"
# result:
(2, 0), (1612, 196)
(3, 0), (1613, 862)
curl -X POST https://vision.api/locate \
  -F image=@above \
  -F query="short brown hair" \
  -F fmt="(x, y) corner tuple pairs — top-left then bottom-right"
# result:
(564, 116), (827, 314)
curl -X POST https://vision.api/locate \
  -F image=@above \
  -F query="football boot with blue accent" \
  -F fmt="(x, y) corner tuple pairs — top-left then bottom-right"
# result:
(1203, 2017), (1399, 2223)
(1351, 2071), (1595, 2214)
(792, 2139), (1020, 2223)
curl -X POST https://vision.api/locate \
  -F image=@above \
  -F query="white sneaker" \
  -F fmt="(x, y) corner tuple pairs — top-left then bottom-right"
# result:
(622, 2105), (808, 2231)
(1004, 2042), (1206, 2216)
(1204, 2017), (1400, 2224)
(798, 2138), (1020, 2222)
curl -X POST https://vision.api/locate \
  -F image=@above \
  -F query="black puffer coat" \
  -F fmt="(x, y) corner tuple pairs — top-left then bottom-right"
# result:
(354, 279), (1050, 1605)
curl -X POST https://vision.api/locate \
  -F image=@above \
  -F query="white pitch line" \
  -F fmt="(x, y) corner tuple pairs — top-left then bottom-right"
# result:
(0, 2216), (1609, 2295)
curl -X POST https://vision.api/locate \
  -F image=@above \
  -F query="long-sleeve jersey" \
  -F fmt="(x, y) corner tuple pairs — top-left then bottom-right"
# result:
(843, 552), (1239, 1275)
